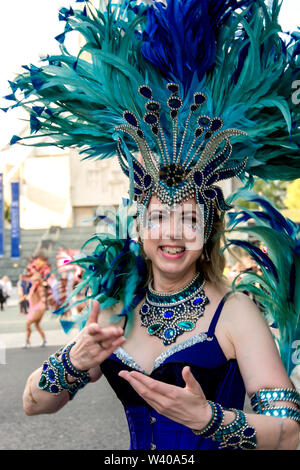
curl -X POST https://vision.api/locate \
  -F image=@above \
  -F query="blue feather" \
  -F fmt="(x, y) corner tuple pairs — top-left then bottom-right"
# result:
(141, 0), (252, 94)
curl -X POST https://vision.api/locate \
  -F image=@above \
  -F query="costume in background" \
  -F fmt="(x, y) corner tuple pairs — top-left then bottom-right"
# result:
(5, 0), (300, 450)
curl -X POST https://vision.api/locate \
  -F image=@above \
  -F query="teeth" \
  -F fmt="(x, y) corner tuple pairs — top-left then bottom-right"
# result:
(161, 247), (185, 254)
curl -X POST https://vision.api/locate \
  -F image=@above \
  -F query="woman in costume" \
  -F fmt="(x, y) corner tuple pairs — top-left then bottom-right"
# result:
(5, 0), (300, 450)
(24, 256), (50, 348)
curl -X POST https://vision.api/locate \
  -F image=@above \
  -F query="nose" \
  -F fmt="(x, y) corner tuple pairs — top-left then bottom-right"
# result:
(162, 212), (183, 240)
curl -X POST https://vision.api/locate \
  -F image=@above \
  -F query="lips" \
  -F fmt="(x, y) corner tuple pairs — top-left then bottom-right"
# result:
(159, 245), (186, 259)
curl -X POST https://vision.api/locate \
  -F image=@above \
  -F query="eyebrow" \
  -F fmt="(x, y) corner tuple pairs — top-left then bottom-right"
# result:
(148, 209), (199, 216)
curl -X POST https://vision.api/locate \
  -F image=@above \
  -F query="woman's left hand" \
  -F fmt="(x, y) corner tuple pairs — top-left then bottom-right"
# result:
(118, 366), (211, 431)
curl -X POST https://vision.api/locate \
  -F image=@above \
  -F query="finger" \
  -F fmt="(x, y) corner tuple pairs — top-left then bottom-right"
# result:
(96, 335), (126, 362)
(86, 300), (100, 325)
(87, 322), (102, 336)
(126, 370), (177, 397)
(96, 327), (124, 348)
(119, 370), (175, 400)
(182, 366), (205, 398)
(118, 371), (163, 408)
(87, 323), (124, 342)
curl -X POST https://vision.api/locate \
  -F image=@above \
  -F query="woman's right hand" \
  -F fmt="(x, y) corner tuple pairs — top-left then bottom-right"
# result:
(69, 323), (125, 380)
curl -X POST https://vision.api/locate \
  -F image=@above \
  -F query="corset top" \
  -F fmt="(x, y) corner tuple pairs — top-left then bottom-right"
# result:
(100, 292), (246, 450)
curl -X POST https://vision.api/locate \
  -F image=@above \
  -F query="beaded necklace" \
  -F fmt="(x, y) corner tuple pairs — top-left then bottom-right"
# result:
(139, 272), (209, 345)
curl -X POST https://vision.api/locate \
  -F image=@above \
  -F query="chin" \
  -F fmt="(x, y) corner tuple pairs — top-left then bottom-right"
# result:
(152, 256), (196, 278)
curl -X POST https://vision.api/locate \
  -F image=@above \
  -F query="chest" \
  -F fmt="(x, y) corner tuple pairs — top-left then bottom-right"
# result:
(117, 298), (232, 375)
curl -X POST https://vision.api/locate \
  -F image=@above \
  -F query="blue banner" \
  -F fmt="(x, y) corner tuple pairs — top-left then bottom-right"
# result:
(11, 182), (20, 258)
(0, 174), (4, 257)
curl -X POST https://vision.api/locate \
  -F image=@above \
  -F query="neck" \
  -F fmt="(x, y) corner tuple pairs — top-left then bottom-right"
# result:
(152, 266), (198, 294)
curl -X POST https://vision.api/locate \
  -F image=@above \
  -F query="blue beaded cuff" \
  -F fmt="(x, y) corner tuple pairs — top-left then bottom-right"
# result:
(193, 402), (257, 450)
(212, 409), (257, 450)
(192, 401), (224, 437)
(61, 342), (89, 379)
(250, 388), (300, 413)
(38, 347), (90, 400)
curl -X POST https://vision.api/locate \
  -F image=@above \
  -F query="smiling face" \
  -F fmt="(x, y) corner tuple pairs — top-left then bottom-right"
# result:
(140, 195), (205, 280)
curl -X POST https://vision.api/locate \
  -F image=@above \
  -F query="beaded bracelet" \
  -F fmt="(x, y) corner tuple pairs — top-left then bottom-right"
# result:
(38, 346), (90, 400)
(61, 342), (89, 379)
(192, 401), (224, 437)
(212, 408), (257, 450)
(250, 388), (300, 413)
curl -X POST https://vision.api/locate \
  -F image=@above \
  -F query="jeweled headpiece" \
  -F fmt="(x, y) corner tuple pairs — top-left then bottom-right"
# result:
(116, 82), (247, 240)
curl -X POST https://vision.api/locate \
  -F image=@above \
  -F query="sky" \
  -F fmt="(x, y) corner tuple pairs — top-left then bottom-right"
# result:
(0, 0), (299, 149)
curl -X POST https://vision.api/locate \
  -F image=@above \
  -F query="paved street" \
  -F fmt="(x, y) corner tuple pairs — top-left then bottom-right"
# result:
(0, 294), (129, 450)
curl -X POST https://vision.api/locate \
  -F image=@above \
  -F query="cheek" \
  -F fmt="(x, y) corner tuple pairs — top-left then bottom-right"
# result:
(142, 236), (159, 259)
(141, 222), (162, 245)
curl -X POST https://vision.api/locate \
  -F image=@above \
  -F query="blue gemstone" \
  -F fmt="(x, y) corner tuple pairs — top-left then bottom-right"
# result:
(194, 93), (207, 105)
(143, 174), (153, 189)
(195, 128), (203, 139)
(42, 362), (48, 372)
(193, 171), (203, 187)
(243, 427), (255, 437)
(48, 369), (56, 382)
(124, 111), (138, 127)
(50, 385), (59, 394)
(139, 85), (152, 99)
(193, 297), (203, 305)
(198, 116), (211, 127)
(144, 113), (158, 125)
(167, 83), (179, 93)
(141, 304), (149, 314)
(164, 311), (174, 319)
(137, 129), (145, 139)
(177, 321), (194, 331)
(204, 189), (216, 199)
(134, 173), (142, 186)
(168, 97), (182, 109)
(164, 328), (175, 339)
(133, 161), (144, 177)
(211, 118), (223, 132)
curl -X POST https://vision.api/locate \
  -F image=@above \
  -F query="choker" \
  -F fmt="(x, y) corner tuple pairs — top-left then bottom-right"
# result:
(139, 273), (210, 345)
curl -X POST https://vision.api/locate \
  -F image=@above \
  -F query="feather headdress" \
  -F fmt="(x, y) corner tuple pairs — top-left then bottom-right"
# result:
(4, 0), (300, 217)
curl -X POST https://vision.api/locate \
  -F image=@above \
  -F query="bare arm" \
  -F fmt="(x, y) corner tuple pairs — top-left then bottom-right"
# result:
(23, 301), (125, 416)
(222, 292), (300, 450)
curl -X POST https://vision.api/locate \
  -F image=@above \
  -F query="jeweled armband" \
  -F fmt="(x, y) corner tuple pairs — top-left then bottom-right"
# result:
(250, 388), (300, 424)
(251, 388), (300, 413)
(38, 344), (90, 400)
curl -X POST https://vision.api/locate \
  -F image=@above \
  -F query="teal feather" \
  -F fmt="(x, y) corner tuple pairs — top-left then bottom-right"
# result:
(224, 190), (300, 375)
(53, 200), (147, 336)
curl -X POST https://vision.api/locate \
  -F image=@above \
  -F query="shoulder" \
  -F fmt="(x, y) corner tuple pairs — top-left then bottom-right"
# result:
(220, 290), (271, 345)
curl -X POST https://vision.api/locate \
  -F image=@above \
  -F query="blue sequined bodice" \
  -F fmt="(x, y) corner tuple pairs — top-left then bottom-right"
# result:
(100, 293), (246, 450)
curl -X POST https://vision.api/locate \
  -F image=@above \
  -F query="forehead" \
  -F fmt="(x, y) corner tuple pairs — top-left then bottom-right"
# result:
(147, 195), (198, 213)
